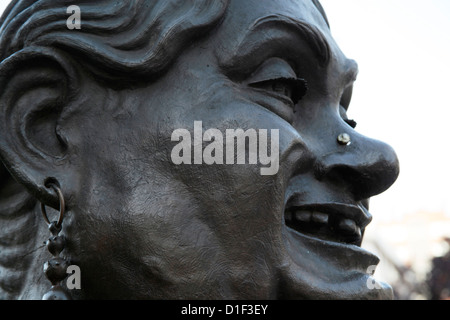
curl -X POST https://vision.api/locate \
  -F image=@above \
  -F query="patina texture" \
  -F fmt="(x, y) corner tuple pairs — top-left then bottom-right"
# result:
(0, 0), (399, 299)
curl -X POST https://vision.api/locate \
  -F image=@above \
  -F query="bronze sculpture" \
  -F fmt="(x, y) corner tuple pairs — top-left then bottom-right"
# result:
(0, 0), (399, 299)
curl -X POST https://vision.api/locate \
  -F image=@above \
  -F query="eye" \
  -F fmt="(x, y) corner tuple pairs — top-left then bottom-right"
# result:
(344, 118), (357, 129)
(246, 57), (308, 105)
(251, 78), (307, 105)
(271, 81), (292, 97)
(340, 85), (353, 110)
(339, 85), (357, 129)
(339, 105), (357, 129)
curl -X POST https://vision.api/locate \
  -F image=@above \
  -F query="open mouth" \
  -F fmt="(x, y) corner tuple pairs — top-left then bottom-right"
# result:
(280, 199), (392, 299)
(284, 202), (372, 247)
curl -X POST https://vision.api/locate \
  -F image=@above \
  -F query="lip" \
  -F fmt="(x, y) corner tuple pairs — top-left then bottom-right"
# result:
(278, 179), (391, 298)
(281, 199), (383, 279)
(284, 224), (380, 271)
(281, 194), (383, 273)
(279, 214), (392, 299)
(279, 207), (393, 299)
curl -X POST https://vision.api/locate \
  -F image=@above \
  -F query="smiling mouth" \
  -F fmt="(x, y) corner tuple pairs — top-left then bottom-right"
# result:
(284, 202), (372, 247)
(280, 198), (392, 299)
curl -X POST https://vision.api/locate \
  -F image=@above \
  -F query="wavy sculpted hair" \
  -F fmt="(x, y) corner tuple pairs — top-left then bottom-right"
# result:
(0, 0), (329, 299)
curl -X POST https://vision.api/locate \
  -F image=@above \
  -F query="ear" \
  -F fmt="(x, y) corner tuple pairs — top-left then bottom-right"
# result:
(0, 47), (80, 209)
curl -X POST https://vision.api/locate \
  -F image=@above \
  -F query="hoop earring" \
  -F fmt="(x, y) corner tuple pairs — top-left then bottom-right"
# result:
(40, 182), (72, 300)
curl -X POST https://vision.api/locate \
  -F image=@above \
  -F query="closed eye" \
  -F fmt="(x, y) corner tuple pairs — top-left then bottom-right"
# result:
(340, 84), (357, 128)
(249, 77), (307, 105)
(344, 118), (357, 129)
(245, 57), (308, 106)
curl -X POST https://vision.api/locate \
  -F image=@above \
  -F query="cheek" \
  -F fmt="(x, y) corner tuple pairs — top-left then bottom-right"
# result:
(160, 93), (298, 218)
(86, 84), (312, 294)
(98, 171), (284, 298)
(151, 97), (310, 266)
(70, 89), (312, 298)
(156, 82), (309, 222)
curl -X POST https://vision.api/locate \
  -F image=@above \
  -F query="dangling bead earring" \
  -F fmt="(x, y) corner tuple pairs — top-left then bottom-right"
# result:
(40, 182), (72, 300)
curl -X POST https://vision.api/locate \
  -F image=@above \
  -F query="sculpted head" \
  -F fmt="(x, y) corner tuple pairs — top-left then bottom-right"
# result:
(0, 0), (399, 299)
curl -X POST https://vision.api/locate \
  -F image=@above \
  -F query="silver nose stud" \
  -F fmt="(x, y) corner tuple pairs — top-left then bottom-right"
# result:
(337, 133), (351, 146)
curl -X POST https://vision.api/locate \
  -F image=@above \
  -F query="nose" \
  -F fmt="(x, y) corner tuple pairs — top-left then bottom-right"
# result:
(314, 132), (400, 201)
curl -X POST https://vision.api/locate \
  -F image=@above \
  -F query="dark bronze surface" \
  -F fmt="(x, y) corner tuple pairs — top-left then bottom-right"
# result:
(0, 0), (399, 299)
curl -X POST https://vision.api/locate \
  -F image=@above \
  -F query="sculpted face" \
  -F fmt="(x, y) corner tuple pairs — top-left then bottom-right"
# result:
(0, 0), (399, 299)
(64, 0), (398, 299)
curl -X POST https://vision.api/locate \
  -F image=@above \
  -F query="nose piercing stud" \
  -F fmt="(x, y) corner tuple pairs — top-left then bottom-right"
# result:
(337, 133), (351, 145)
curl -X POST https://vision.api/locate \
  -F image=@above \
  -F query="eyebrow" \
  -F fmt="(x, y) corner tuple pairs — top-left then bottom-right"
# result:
(218, 14), (331, 74)
(311, 0), (331, 28)
(253, 15), (330, 66)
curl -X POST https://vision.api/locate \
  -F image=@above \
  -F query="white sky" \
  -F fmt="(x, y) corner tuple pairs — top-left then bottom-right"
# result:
(320, 0), (450, 221)
(0, 1), (449, 222)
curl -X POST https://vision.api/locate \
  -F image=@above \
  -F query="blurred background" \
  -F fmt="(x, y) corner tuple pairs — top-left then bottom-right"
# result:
(0, 0), (449, 300)
(321, 0), (450, 299)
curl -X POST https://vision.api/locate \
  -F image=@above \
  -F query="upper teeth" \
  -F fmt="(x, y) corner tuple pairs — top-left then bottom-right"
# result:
(285, 209), (362, 240)
(294, 210), (311, 222)
(311, 212), (329, 224)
